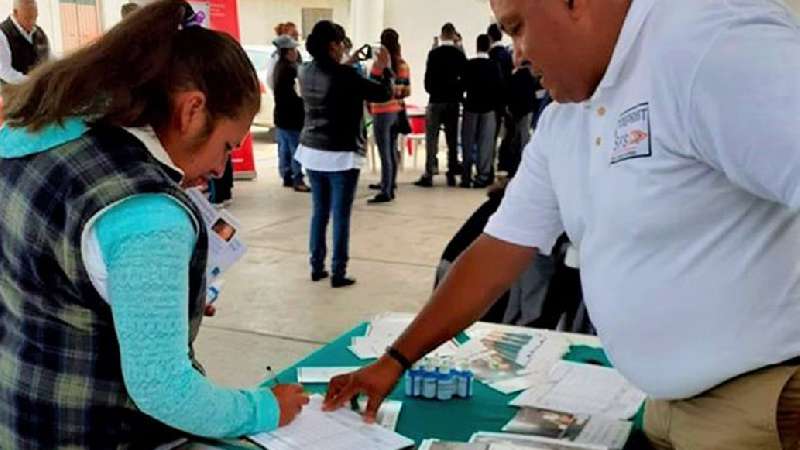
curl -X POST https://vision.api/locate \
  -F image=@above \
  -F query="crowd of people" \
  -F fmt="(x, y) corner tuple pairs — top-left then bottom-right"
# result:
(264, 18), (549, 198)
(258, 18), (548, 290)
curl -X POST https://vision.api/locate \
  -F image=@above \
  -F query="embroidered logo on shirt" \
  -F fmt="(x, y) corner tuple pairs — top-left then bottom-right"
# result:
(612, 103), (652, 164)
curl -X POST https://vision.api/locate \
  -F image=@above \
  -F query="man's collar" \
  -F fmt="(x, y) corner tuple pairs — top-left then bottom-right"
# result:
(491, 41), (505, 49)
(123, 126), (185, 183)
(439, 40), (455, 46)
(476, 52), (489, 59)
(595, 0), (656, 92)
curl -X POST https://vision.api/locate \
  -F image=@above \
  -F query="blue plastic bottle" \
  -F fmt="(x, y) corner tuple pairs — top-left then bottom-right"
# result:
(436, 360), (456, 401)
(422, 358), (438, 399)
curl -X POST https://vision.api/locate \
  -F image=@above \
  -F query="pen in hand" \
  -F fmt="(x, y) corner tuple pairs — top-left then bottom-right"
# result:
(266, 366), (281, 387)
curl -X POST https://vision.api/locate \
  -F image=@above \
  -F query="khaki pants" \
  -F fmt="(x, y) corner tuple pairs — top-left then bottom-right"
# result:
(645, 364), (800, 450)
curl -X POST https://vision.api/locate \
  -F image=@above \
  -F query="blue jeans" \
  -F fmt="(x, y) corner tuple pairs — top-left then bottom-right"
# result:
(276, 128), (304, 183)
(373, 112), (399, 197)
(307, 169), (360, 277)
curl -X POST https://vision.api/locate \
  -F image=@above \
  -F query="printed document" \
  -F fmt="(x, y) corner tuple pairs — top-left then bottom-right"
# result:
(511, 361), (646, 420)
(248, 395), (413, 450)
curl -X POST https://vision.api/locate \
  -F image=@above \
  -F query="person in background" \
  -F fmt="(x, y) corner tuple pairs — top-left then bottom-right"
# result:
(0, 0), (49, 85)
(367, 28), (411, 204)
(266, 21), (300, 91)
(461, 34), (505, 188)
(273, 34), (310, 193)
(504, 59), (541, 176)
(209, 155), (234, 207)
(295, 20), (392, 288)
(487, 22), (515, 176)
(0, 2), (309, 449)
(415, 22), (467, 188)
(120, 2), (139, 18)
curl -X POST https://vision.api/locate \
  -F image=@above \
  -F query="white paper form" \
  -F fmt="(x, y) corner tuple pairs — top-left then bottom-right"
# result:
(349, 313), (459, 360)
(357, 398), (404, 431)
(511, 361), (646, 421)
(572, 417), (632, 450)
(248, 396), (413, 450)
(296, 367), (361, 384)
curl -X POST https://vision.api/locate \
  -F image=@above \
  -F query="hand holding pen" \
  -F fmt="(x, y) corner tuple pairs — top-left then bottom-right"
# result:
(266, 366), (310, 427)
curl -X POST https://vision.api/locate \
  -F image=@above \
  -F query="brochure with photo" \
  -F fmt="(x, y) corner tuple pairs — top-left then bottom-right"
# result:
(186, 188), (248, 292)
(470, 432), (608, 450)
(503, 408), (632, 450)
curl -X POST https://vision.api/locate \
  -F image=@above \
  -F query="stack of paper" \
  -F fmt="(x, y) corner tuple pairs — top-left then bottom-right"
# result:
(502, 408), (632, 450)
(297, 367), (361, 384)
(349, 313), (459, 360)
(510, 361), (646, 421)
(471, 432), (608, 449)
(249, 395), (413, 450)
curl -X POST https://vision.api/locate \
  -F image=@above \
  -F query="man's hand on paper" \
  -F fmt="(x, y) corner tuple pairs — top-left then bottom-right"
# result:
(272, 384), (311, 426)
(323, 355), (403, 423)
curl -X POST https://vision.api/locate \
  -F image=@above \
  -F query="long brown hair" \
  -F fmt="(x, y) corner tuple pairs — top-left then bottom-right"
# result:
(3, 0), (260, 132)
(380, 28), (401, 73)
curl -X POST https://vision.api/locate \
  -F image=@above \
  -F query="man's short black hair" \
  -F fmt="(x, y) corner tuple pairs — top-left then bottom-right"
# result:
(487, 23), (503, 43)
(441, 22), (457, 38)
(477, 34), (491, 53)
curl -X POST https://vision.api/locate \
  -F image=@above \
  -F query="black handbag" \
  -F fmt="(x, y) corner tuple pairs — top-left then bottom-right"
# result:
(395, 102), (413, 135)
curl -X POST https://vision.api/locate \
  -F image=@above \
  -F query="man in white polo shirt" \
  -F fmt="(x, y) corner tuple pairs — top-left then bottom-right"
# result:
(324, 0), (800, 448)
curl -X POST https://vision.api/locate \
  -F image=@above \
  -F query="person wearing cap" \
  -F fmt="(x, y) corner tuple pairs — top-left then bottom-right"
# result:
(266, 22), (301, 92)
(273, 34), (310, 192)
(324, 1), (800, 449)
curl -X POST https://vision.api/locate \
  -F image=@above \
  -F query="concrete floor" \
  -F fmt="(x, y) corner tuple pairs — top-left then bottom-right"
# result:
(193, 131), (487, 388)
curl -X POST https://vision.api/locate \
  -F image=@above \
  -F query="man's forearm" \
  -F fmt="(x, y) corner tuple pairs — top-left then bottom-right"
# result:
(391, 234), (537, 363)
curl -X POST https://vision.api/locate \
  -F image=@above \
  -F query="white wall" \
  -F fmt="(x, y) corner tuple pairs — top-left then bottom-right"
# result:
(238, 0), (350, 47)
(383, 0), (498, 107)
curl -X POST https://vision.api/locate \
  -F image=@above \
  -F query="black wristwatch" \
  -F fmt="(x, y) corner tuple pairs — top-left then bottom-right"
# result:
(385, 346), (413, 371)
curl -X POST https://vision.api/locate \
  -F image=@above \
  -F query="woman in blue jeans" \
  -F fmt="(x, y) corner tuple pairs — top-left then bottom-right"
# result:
(367, 29), (411, 204)
(273, 35), (310, 192)
(295, 21), (392, 288)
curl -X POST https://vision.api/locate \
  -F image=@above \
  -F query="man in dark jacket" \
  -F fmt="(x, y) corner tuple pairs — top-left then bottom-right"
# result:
(505, 60), (543, 176)
(273, 35), (310, 192)
(487, 23), (516, 175)
(461, 34), (505, 188)
(0, 0), (49, 85)
(415, 22), (467, 188)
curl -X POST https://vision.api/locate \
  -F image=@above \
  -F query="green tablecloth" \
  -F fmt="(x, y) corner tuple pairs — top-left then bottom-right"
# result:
(185, 323), (651, 450)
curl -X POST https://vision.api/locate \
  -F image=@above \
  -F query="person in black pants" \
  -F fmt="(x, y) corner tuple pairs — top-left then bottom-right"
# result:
(414, 23), (467, 188)
(209, 156), (234, 207)
(487, 23), (515, 175)
(504, 60), (542, 177)
(461, 34), (505, 188)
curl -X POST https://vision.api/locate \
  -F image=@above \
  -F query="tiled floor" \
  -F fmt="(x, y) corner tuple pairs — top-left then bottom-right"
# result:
(194, 131), (486, 388)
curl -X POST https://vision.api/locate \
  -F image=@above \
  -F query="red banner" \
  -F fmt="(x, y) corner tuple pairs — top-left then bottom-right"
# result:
(207, 0), (258, 179)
